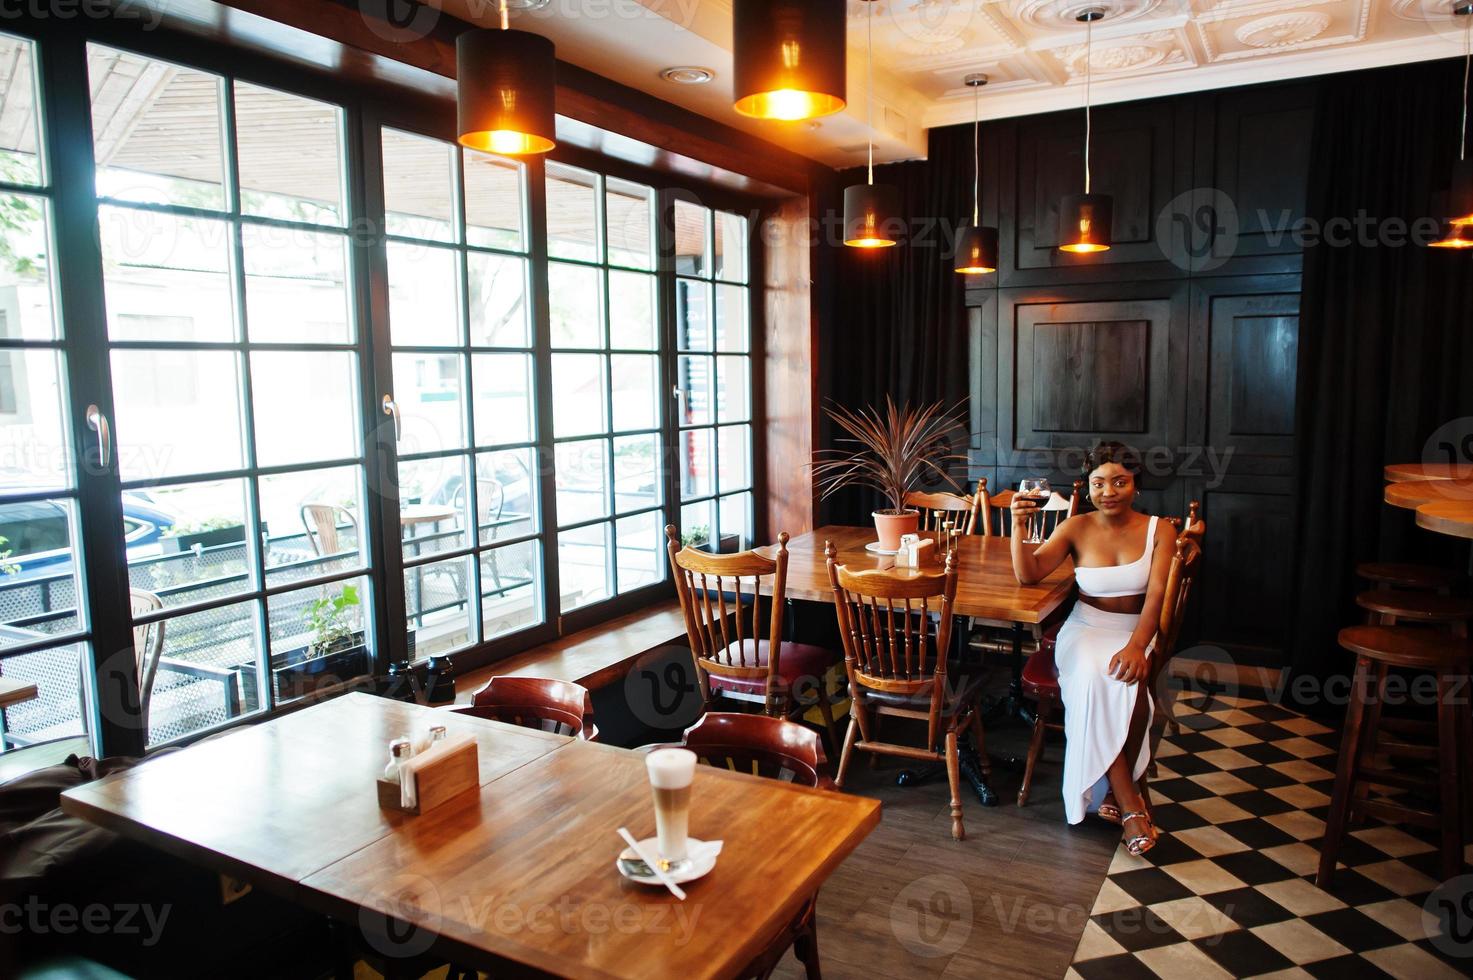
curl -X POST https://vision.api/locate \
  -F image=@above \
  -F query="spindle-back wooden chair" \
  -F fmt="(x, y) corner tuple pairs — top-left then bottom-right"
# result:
(903, 489), (981, 536)
(978, 477), (1083, 538)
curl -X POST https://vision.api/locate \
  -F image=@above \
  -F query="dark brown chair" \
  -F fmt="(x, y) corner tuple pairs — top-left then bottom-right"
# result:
(666, 526), (840, 752)
(448, 676), (597, 740)
(903, 489), (980, 536)
(827, 545), (987, 840)
(1355, 561), (1459, 594)
(978, 477), (1082, 538)
(1355, 590), (1473, 637)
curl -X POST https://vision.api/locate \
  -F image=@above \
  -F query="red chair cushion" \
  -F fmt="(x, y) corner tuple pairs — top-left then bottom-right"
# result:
(705, 641), (837, 695)
(1022, 622), (1063, 700)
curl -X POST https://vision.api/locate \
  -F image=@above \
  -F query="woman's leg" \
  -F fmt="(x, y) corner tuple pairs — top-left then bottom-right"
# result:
(1105, 680), (1154, 839)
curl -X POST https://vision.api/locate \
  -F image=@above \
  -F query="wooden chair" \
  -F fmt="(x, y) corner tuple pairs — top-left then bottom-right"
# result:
(666, 526), (841, 752)
(827, 546), (988, 840)
(903, 489), (980, 536)
(131, 588), (165, 737)
(449, 676), (598, 740)
(301, 503), (357, 558)
(1355, 562), (1459, 594)
(1016, 508), (1204, 807)
(978, 477), (1083, 538)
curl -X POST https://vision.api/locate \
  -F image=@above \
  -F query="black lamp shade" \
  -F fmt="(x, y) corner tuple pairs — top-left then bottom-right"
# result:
(457, 28), (556, 155)
(843, 183), (901, 248)
(1445, 155), (1473, 224)
(1058, 193), (1113, 253)
(955, 224), (999, 273)
(732, 0), (847, 121)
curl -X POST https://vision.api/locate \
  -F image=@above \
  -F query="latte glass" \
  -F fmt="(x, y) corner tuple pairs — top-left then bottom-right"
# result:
(646, 748), (697, 866)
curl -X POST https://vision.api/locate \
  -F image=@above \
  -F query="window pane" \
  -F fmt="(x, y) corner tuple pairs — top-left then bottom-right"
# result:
(679, 499), (715, 550)
(558, 523), (610, 612)
(676, 279), (711, 352)
(0, 498), (82, 639)
(111, 349), (243, 482)
(718, 425), (751, 493)
(260, 465), (366, 585)
(719, 493), (753, 551)
(680, 427), (713, 500)
(100, 206), (234, 343)
(555, 439), (609, 525)
(606, 177), (653, 270)
(482, 540), (540, 640)
(468, 252), (529, 347)
(613, 434), (659, 514)
(388, 241), (461, 347)
(477, 448), (537, 545)
(677, 355), (712, 425)
(131, 479), (253, 611)
(382, 128), (455, 243)
(144, 599), (263, 746)
(464, 150), (524, 251)
(0, 349), (69, 490)
(611, 355), (658, 433)
(0, 193), (55, 340)
(267, 577), (371, 704)
(716, 355), (750, 423)
(471, 352), (533, 447)
(235, 82), (344, 225)
(548, 263), (602, 349)
(406, 555), (472, 658)
(0, 36), (41, 185)
(715, 211), (748, 283)
(616, 512), (661, 593)
(551, 353), (606, 438)
(0, 641), (87, 748)
(88, 46), (224, 208)
(546, 162), (600, 262)
(398, 455), (469, 559)
(715, 283), (749, 353)
(674, 200), (710, 277)
(392, 352), (466, 454)
(251, 351), (360, 467)
(608, 270), (656, 350)
(242, 224), (351, 343)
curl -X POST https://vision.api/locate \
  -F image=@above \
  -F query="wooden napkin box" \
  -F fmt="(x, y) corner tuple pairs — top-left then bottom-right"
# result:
(376, 739), (479, 816)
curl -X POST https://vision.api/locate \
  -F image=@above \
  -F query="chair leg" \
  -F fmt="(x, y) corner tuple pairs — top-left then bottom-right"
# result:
(1350, 661), (1387, 825)
(815, 672), (840, 762)
(792, 898), (821, 980)
(1318, 655), (1372, 888)
(1436, 670), (1463, 882)
(835, 716), (860, 789)
(967, 707), (991, 782)
(1017, 696), (1051, 807)
(945, 729), (965, 841)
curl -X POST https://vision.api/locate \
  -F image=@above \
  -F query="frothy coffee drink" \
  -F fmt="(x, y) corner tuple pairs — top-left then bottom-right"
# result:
(646, 748), (696, 864)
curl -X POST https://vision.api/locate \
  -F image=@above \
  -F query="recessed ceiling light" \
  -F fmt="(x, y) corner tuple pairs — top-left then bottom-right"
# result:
(661, 66), (715, 85)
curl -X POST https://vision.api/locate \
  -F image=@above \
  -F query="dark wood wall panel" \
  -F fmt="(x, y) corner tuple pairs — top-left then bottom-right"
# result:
(1198, 491), (1295, 651)
(1030, 320), (1149, 433)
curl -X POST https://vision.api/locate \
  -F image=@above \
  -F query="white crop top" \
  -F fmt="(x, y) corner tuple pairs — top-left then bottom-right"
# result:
(1073, 516), (1159, 598)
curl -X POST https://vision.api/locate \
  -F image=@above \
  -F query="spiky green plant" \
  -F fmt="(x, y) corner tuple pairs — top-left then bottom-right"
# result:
(812, 397), (969, 515)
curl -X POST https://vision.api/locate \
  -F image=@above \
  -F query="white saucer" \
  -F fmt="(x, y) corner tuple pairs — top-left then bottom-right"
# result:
(863, 542), (899, 555)
(615, 837), (720, 886)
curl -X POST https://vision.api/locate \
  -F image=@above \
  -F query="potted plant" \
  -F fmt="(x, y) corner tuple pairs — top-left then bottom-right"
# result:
(812, 397), (969, 552)
(680, 525), (740, 553)
(270, 584), (370, 701)
(160, 517), (250, 554)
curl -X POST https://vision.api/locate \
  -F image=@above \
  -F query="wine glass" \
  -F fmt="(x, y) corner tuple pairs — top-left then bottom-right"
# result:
(1018, 478), (1051, 544)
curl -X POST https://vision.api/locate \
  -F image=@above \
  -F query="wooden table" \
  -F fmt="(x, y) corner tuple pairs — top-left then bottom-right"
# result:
(1384, 479), (1473, 510)
(1384, 463), (1473, 483)
(62, 693), (880, 979)
(400, 504), (458, 527)
(1417, 501), (1473, 540)
(0, 676), (38, 708)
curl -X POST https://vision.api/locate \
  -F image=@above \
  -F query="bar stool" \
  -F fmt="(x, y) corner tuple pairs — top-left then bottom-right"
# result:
(1356, 589), (1473, 636)
(1356, 561), (1460, 594)
(1317, 625), (1473, 887)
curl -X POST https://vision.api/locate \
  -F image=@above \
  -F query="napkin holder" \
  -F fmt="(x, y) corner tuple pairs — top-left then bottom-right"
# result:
(376, 739), (479, 815)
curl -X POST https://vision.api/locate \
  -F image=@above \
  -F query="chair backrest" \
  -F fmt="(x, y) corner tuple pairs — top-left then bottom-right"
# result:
(450, 675), (597, 740)
(1156, 509), (1206, 664)
(678, 712), (831, 788)
(301, 504), (356, 558)
(665, 524), (788, 689)
(979, 477), (1083, 537)
(130, 588), (165, 728)
(903, 490), (979, 536)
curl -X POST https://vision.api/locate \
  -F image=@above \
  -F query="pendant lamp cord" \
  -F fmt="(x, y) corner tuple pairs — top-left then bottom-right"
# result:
(972, 78), (981, 225)
(1084, 14), (1094, 194)
(1462, 15), (1470, 162)
(867, 0), (875, 186)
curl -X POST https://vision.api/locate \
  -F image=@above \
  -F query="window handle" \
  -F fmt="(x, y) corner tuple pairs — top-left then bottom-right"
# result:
(86, 405), (111, 470)
(382, 394), (401, 442)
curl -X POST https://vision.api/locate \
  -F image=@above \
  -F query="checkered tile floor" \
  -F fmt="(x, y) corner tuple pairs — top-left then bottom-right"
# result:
(1067, 692), (1472, 980)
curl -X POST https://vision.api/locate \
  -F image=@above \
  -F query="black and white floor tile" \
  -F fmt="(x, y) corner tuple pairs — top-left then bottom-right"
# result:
(1067, 692), (1472, 980)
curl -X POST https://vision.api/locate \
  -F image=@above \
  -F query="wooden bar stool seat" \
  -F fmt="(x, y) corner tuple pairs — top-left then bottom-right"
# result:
(1318, 626), (1473, 887)
(1355, 589), (1473, 634)
(1355, 561), (1460, 593)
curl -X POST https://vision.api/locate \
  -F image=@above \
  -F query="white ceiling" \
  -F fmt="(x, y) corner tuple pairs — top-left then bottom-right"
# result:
(445, 0), (1473, 168)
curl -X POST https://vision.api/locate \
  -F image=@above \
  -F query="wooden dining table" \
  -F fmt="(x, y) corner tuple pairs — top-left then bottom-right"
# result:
(1381, 464), (1473, 566)
(60, 693), (881, 979)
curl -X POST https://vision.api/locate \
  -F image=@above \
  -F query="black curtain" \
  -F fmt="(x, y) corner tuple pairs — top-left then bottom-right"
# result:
(1289, 58), (1473, 710)
(818, 124), (976, 524)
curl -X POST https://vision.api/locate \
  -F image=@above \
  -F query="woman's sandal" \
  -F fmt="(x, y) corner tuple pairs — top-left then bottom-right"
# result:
(1097, 796), (1122, 825)
(1121, 811), (1158, 857)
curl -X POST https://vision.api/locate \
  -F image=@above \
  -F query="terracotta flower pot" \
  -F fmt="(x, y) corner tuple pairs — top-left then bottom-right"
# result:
(872, 509), (920, 552)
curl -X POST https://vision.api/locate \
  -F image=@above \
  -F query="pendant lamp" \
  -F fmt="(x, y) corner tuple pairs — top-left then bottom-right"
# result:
(1058, 8), (1113, 254)
(843, 0), (901, 248)
(732, 0), (847, 121)
(955, 72), (999, 274)
(456, 1), (556, 155)
(1431, 3), (1473, 248)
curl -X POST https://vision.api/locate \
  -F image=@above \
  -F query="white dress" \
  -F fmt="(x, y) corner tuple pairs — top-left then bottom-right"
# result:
(1055, 515), (1159, 825)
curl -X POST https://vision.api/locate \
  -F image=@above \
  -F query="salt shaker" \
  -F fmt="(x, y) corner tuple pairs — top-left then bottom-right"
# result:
(428, 724), (448, 744)
(383, 737), (412, 784)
